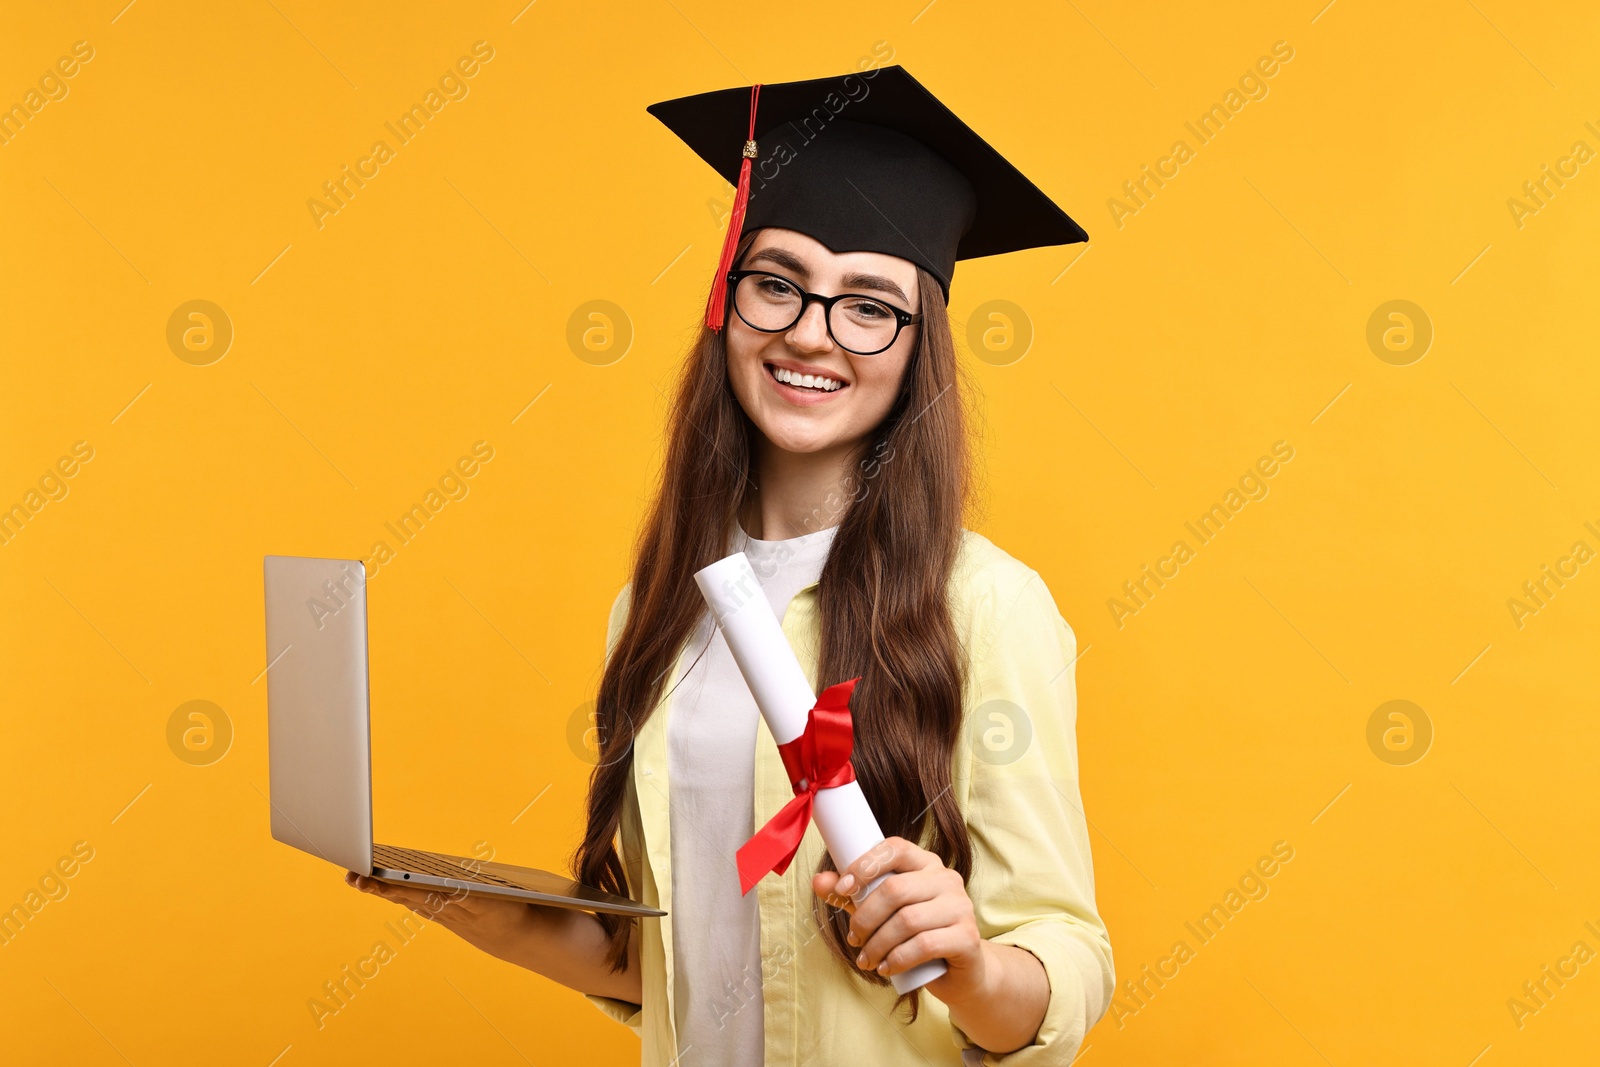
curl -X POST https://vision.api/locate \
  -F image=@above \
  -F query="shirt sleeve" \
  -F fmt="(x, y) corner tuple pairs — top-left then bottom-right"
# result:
(948, 565), (1116, 1064)
(583, 582), (646, 1031)
(585, 993), (644, 1029)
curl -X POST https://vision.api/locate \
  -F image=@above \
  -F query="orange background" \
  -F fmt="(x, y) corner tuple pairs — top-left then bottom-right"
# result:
(2, 1), (1597, 1064)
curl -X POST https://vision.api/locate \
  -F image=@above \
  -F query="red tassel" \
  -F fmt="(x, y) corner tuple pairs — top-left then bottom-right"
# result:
(705, 83), (762, 332)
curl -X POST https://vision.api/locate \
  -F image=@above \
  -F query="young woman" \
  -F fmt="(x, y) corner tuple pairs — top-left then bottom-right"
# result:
(349, 68), (1114, 1066)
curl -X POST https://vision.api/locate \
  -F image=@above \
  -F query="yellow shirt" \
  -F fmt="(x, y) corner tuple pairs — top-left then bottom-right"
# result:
(584, 529), (1115, 1065)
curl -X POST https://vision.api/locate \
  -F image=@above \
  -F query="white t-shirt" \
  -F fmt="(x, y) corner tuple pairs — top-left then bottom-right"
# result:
(667, 519), (839, 1066)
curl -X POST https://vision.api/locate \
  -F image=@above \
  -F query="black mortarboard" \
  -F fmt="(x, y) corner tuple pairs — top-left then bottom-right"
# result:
(647, 65), (1088, 330)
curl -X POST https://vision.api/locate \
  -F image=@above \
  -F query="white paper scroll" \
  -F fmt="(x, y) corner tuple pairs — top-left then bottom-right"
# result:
(695, 551), (947, 994)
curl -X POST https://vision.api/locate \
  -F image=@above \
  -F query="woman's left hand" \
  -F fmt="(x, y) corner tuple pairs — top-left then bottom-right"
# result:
(812, 835), (990, 1004)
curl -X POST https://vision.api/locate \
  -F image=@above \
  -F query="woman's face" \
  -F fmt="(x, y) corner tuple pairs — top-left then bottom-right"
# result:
(725, 227), (919, 458)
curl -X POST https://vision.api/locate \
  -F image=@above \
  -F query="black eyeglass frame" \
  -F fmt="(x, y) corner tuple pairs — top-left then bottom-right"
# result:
(724, 269), (923, 356)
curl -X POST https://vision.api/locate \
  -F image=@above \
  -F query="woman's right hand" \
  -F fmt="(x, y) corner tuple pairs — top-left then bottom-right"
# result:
(344, 870), (542, 964)
(343, 870), (642, 1003)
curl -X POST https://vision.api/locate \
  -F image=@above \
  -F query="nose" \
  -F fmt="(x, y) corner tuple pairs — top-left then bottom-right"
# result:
(785, 300), (835, 355)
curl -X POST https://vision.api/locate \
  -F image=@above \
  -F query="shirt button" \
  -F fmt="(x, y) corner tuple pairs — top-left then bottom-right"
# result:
(643, 767), (654, 776)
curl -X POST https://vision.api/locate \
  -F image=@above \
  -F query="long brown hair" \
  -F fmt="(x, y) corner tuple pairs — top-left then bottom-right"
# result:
(572, 229), (978, 1022)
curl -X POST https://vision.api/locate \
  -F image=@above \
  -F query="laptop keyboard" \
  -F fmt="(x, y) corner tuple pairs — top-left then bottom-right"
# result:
(372, 843), (531, 890)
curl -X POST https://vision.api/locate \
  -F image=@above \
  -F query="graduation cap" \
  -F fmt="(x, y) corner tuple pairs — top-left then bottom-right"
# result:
(647, 65), (1088, 331)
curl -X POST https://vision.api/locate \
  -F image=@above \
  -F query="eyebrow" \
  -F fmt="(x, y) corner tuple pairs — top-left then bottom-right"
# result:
(745, 247), (912, 305)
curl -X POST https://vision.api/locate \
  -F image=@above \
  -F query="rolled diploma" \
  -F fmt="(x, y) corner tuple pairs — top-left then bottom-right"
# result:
(694, 551), (947, 994)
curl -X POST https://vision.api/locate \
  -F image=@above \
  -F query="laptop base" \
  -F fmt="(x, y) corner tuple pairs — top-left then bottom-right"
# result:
(369, 843), (664, 917)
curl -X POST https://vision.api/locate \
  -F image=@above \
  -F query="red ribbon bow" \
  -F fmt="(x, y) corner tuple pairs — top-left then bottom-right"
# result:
(735, 676), (862, 895)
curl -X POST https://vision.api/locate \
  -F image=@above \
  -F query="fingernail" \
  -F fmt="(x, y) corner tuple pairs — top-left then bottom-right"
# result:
(856, 951), (867, 967)
(876, 961), (888, 975)
(837, 875), (854, 894)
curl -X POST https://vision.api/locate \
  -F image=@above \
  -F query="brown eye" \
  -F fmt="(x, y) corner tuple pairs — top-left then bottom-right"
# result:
(843, 298), (891, 321)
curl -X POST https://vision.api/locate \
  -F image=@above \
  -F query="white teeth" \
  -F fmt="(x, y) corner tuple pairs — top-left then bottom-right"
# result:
(772, 366), (843, 392)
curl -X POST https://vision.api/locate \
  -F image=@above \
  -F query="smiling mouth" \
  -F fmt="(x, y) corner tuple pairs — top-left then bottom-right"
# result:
(765, 363), (849, 393)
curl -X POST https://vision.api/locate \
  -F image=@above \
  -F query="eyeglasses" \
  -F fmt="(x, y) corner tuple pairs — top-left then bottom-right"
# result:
(725, 269), (921, 356)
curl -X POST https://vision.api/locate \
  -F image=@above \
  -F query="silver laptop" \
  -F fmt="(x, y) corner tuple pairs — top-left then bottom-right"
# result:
(262, 554), (663, 917)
